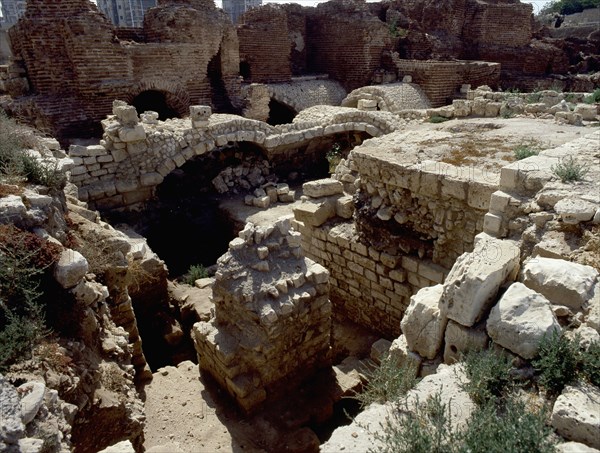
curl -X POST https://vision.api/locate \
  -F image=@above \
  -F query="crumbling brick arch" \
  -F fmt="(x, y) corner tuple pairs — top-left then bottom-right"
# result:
(267, 96), (298, 126)
(127, 80), (190, 118)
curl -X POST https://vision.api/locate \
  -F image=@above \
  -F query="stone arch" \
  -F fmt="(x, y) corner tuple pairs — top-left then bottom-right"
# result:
(127, 80), (190, 118)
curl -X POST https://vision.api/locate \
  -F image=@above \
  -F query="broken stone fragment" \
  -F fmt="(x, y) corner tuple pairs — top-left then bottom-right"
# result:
(487, 282), (561, 359)
(522, 257), (598, 310)
(54, 249), (89, 289)
(401, 284), (447, 360)
(552, 382), (600, 449)
(18, 381), (46, 425)
(302, 178), (343, 198)
(554, 198), (597, 225)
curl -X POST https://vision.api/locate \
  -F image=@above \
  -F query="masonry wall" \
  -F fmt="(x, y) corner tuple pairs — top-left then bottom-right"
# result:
(238, 6), (292, 84)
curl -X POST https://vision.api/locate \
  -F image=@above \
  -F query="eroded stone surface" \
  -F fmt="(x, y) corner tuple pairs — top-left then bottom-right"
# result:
(552, 383), (600, 449)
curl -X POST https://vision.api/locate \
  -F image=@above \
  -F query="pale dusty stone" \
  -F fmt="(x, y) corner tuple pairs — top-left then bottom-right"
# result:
(487, 282), (561, 359)
(574, 104), (598, 121)
(370, 339), (392, 365)
(552, 383), (600, 449)
(0, 195), (27, 222)
(70, 280), (109, 306)
(194, 278), (214, 289)
(18, 438), (44, 453)
(443, 320), (488, 364)
(302, 178), (343, 198)
(569, 325), (600, 350)
(118, 124), (146, 142)
(555, 442), (600, 453)
(18, 381), (45, 424)
(585, 283), (600, 333)
(522, 257), (598, 311)
(146, 445), (185, 453)
(0, 374), (25, 444)
(336, 195), (354, 219)
(388, 335), (422, 376)
(54, 249), (89, 289)
(293, 200), (335, 227)
(97, 440), (136, 453)
(401, 284), (447, 359)
(442, 234), (520, 327)
(555, 198), (597, 224)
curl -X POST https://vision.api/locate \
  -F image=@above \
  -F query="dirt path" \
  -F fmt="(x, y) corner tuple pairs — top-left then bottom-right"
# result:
(142, 361), (265, 453)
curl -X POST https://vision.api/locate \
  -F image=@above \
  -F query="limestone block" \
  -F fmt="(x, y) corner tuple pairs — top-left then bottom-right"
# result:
(555, 111), (583, 126)
(303, 178), (343, 198)
(253, 196), (270, 208)
(18, 381), (45, 424)
(71, 280), (109, 306)
(370, 339), (392, 365)
(555, 442), (600, 453)
(97, 440), (136, 453)
(293, 201), (335, 227)
(400, 284), (447, 359)
(552, 383), (600, 449)
(0, 375), (25, 444)
(388, 335), (422, 375)
(141, 172), (163, 187)
(54, 249), (89, 289)
(336, 195), (354, 219)
(443, 320), (488, 364)
(0, 195), (27, 223)
(442, 234), (520, 327)
(357, 99), (377, 111)
(522, 257), (598, 311)
(189, 105), (212, 121)
(485, 102), (501, 117)
(118, 124), (146, 142)
(113, 104), (139, 126)
(554, 197), (597, 224)
(574, 104), (598, 121)
(487, 282), (561, 359)
(452, 99), (471, 117)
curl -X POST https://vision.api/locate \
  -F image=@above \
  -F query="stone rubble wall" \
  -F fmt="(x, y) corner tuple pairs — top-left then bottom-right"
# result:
(428, 86), (600, 126)
(192, 218), (332, 413)
(68, 102), (398, 211)
(292, 139), (496, 338)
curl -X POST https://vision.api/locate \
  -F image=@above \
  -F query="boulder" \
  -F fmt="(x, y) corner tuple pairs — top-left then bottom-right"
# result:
(389, 335), (422, 376)
(0, 374), (25, 445)
(522, 257), (598, 311)
(443, 320), (488, 364)
(0, 195), (27, 223)
(302, 178), (343, 198)
(555, 442), (600, 453)
(54, 249), (89, 288)
(400, 284), (447, 359)
(98, 440), (136, 453)
(442, 234), (520, 327)
(552, 382), (600, 449)
(487, 282), (561, 359)
(554, 198), (597, 225)
(18, 381), (46, 424)
(574, 104), (598, 121)
(18, 438), (44, 453)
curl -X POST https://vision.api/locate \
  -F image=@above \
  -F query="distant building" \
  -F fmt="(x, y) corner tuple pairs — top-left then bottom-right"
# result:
(222, 0), (262, 24)
(0, 0), (26, 28)
(97, 0), (157, 28)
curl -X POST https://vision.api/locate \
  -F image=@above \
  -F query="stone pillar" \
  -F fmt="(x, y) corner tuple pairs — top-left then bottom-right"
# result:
(193, 216), (332, 413)
(189, 105), (211, 130)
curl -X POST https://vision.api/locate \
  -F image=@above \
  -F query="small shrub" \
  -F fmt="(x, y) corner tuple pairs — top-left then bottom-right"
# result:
(354, 354), (417, 407)
(461, 397), (555, 453)
(533, 330), (580, 396)
(501, 109), (515, 119)
(20, 154), (66, 191)
(462, 347), (513, 406)
(372, 392), (457, 453)
(584, 88), (600, 104)
(525, 92), (541, 104)
(551, 156), (589, 183)
(580, 341), (600, 387)
(513, 144), (539, 160)
(429, 115), (449, 124)
(183, 264), (209, 286)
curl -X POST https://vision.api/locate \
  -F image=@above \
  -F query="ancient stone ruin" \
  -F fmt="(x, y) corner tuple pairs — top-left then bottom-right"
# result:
(0, 0), (599, 452)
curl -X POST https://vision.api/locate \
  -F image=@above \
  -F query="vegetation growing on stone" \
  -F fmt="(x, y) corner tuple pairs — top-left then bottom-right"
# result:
(461, 347), (513, 406)
(541, 0), (600, 15)
(0, 225), (60, 370)
(183, 264), (209, 285)
(513, 143), (540, 160)
(551, 156), (589, 182)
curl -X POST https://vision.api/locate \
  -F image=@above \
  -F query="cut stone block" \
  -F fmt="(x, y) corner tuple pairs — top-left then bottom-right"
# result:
(552, 382), (600, 449)
(302, 178), (343, 198)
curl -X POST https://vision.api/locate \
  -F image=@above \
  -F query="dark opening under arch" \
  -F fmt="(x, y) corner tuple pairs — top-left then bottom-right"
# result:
(132, 90), (179, 121)
(239, 61), (251, 81)
(267, 99), (297, 126)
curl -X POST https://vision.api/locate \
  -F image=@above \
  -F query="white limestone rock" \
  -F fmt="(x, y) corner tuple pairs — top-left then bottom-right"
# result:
(302, 178), (343, 198)
(443, 320), (488, 364)
(522, 257), (598, 311)
(555, 442), (600, 453)
(574, 104), (598, 121)
(401, 284), (447, 359)
(487, 282), (561, 359)
(18, 438), (44, 453)
(97, 440), (136, 453)
(18, 381), (45, 425)
(555, 198), (597, 224)
(0, 374), (25, 445)
(53, 249), (89, 289)
(388, 335), (422, 376)
(442, 233), (520, 327)
(585, 283), (600, 333)
(0, 195), (27, 223)
(552, 382), (600, 449)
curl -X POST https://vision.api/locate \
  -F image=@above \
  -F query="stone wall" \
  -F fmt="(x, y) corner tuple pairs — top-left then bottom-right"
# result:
(389, 57), (501, 107)
(292, 133), (497, 337)
(192, 218), (332, 412)
(6, 0), (241, 140)
(342, 82), (431, 113)
(67, 102), (398, 211)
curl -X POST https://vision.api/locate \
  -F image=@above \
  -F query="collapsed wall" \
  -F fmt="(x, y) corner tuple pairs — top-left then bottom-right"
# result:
(192, 218), (332, 412)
